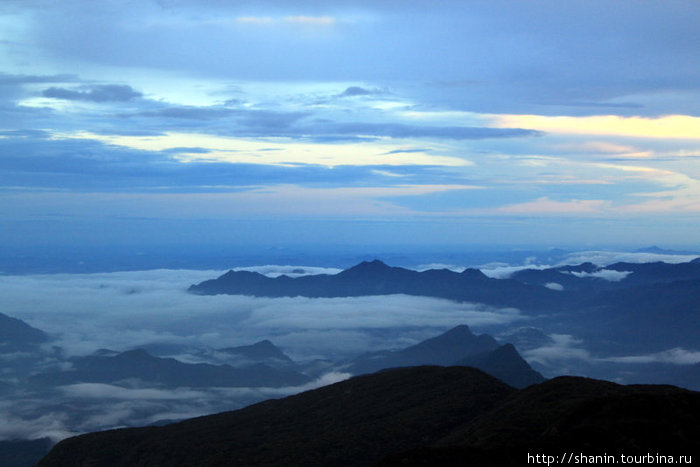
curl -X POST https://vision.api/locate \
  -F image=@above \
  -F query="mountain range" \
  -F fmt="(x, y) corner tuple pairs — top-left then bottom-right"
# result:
(189, 259), (700, 353)
(37, 365), (699, 467)
(21, 324), (541, 391)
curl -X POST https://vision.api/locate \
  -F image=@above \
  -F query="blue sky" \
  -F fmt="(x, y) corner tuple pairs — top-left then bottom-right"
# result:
(1, 0), (699, 249)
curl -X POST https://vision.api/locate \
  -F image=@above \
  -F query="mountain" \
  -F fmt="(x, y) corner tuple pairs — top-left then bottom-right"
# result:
(0, 312), (49, 350)
(345, 325), (498, 375)
(193, 339), (298, 370)
(189, 260), (564, 311)
(511, 257), (700, 291)
(456, 344), (545, 389)
(29, 348), (310, 388)
(37, 366), (515, 467)
(342, 325), (543, 388)
(379, 376), (699, 466)
(37, 367), (698, 467)
(219, 339), (292, 362)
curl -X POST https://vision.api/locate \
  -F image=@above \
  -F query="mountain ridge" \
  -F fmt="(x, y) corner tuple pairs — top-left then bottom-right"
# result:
(37, 367), (699, 467)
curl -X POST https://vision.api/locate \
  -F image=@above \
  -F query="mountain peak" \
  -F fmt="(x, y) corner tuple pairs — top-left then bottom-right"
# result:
(460, 268), (488, 280)
(356, 259), (390, 270)
(339, 259), (392, 275)
(220, 340), (291, 361)
(399, 324), (499, 364)
(442, 324), (475, 338)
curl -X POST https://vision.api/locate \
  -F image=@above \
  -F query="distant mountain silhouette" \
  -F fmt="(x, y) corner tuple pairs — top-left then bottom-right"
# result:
(512, 258), (700, 291)
(218, 339), (293, 364)
(29, 348), (310, 388)
(37, 367), (698, 467)
(189, 260), (563, 311)
(456, 343), (545, 389)
(0, 312), (49, 350)
(344, 325), (544, 388)
(190, 259), (700, 356)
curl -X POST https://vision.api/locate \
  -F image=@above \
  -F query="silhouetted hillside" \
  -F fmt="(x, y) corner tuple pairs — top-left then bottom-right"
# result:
(38, 366), (514, 467)
(37, 367), (698, 467)
(380, 377), (699, 466)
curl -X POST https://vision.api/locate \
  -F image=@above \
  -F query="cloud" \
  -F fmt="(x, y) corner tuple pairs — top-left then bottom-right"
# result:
(135, 107), (235, 120)
(0, 269), (525, 359)
(601, 348), (700, 365)
(481, 197), (609, 215)
(234, 16), (336, 26)
(60, 384), (207, 401)
(60, 131), (470, 168)
(0, 368), (353, 442)
(235, 16), (273, 24)
(544, 282), (564, 291)
(0, 73), (78, 85)
(569, 269), (631, 282)
(338, 86), (378, 98)
(0, 412), (76, 442)
(560, 251), (700, 267)
(42, 85), (143, 102)
(283, 16), (335, 25)
(323, 122), (542, 140)
(523, 334), (593, 366)
(232, 265), (343, 278)
(479, 263), (550, 279)
(0, 132), (473, 193)
(490, 114), (700, 140)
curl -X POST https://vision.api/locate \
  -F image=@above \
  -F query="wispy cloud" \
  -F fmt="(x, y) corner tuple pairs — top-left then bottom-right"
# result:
(477, 197), (609, 215)
(284, 16), (336, 25)
(42, 85), (143, 103)
(601, 348), (700, 365)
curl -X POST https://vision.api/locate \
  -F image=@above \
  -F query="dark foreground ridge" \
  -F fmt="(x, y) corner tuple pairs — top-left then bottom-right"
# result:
(38, 366), (698, 467)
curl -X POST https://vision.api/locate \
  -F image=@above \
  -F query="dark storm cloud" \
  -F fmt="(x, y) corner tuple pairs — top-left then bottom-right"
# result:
(42, 85), (143, 102)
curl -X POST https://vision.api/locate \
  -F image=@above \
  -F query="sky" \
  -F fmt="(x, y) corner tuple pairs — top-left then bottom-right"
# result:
(1, 0), (699, 252)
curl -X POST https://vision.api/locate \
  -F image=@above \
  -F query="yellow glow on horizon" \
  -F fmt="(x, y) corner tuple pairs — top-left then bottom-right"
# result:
(490, 114), (700, 139)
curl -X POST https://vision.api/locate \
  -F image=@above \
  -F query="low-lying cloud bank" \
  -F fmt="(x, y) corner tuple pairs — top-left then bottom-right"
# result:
(0, 269), (523, 360)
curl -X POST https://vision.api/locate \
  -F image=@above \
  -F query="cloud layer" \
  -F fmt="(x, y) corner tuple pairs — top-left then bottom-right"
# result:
(0, 269), (524, 359)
